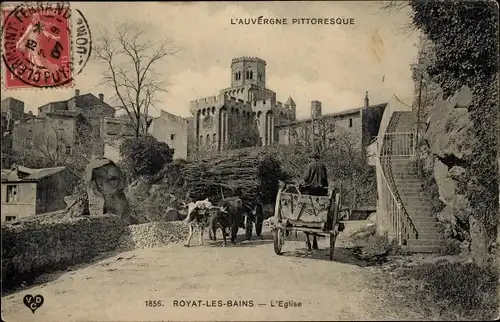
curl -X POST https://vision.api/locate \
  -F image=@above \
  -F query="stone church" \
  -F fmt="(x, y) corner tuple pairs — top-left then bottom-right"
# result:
(189, 56), (387, 156)
(189, 57), (297, 152)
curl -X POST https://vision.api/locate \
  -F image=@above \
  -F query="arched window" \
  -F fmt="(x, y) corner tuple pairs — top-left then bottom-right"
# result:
(211, 106), (215, 114)
(213, 133), (217, 144)
(246, 70), (249, 79)
(199, 135), (203, 145)
(250, 71), (253, 79)
(206, 134), (210, 144)
(235, 72), (238, 80)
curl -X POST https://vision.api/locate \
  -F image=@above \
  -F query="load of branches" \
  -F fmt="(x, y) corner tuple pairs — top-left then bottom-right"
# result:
(184, 150), (285, 206)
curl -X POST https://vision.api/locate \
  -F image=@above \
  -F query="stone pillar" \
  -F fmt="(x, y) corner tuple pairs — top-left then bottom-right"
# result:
(224, 111), (229, 145)
(270, 115), (274, 145)
(265, 113), (269, 146)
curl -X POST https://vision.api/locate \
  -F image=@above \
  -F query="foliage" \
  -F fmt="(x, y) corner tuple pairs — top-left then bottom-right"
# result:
(400, 260), (499, 320)
(149, 159), (189, 203)
(348, 224), (399, 264)
(275, 120), (377, 207)
(408, 0), (499, 263)
(119, 136), (173, 178)
(126, 179), (178, 223)
(227, 119), (261, 150)
(11, 118), (100, 177)
(94, 23), (180, 138)
(440, 239), (461, 256)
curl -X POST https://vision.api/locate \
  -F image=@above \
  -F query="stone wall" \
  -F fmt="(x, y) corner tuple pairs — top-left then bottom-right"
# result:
(1, 214), (127, 290)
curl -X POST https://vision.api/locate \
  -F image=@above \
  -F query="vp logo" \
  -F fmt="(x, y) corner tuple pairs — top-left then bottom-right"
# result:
(23, 294), (44, 314)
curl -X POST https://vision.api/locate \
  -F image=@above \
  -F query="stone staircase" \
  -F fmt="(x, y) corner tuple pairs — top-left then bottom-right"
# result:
(381, 111), (443, 253)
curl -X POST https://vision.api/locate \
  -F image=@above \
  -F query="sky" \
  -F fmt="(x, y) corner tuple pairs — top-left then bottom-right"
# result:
(1, 1), (419, 119)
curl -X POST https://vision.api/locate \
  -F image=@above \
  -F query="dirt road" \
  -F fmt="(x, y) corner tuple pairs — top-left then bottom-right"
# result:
(2, 227), (426, 321)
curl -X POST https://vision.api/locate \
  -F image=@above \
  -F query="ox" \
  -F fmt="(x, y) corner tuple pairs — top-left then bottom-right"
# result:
(181, 199), (226, 247)
(208, 196), (253, 246)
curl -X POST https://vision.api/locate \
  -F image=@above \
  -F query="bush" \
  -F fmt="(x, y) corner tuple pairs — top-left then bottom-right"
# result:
(440, 239), (461, 256)
(400, 260), (498, 320)
(119, 136), (173, 178)
(348, 225), (399, 264)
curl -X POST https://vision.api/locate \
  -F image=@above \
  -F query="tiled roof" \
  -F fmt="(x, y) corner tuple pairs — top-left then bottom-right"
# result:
(24, 166), (67, 180)
(1, 166), (67, 182)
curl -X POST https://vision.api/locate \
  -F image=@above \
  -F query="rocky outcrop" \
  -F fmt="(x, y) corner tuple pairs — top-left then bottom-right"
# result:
(420, 86), (476, 246)
(424, 85), (474, 164)
(85, 157), (131, 224)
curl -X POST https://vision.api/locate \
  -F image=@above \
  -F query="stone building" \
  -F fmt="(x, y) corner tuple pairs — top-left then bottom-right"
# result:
(37, 89), (115, 138)
(10, 90), (115, 165)
(13, 112), (88, 157)
(1, 97), (34, 131)
(102, 111), (190, 162)
(1, 98), (35, 167)
(149, 110), (190, 160)
(276, 92), (387, 155)
(189, 57), (297, 152)
(101, 116), (138, 164)
(1, 165), (78, 222)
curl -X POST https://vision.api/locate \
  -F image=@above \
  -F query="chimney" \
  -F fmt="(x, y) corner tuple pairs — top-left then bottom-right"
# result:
(311, 101), (322, 119)
(364, 91), (369, 108)
(75, 89), (80, 97)
(99, 93), (104, 102)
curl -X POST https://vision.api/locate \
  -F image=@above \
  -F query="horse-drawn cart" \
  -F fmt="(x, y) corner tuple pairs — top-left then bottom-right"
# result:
(269, 182), (342, 260)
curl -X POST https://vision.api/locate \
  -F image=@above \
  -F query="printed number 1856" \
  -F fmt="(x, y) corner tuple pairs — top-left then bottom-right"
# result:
(145, 300), (163, 307)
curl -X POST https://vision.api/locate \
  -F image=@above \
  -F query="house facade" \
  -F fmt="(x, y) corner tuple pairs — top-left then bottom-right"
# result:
(1, 165), (78, 222)
(149, 110), (189, 160)
(8, 90), (115, 167)
(276, 93), (387, 156)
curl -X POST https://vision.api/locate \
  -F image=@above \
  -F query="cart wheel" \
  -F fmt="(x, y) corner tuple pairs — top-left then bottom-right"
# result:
(273, 229), (284, 255)
(245, 215), (253, 240)
(329, 233), (337, 260)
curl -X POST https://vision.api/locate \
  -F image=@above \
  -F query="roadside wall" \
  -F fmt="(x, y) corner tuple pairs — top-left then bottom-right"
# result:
(1, 213), (127, 290)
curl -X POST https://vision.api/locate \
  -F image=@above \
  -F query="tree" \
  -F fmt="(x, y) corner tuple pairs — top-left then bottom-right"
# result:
(277, 119), (377, 208)
(119, 135), (174, 178)
(94, 23), (180, 138)
(13, 118), (100, 177)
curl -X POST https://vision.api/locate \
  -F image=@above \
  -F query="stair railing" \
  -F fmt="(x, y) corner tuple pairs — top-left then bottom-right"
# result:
(375, 95), (418, 245)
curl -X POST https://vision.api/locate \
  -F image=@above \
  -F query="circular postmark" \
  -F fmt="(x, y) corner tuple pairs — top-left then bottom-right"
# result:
(73, 8), (91, 76)
(2, 2), (91, 88)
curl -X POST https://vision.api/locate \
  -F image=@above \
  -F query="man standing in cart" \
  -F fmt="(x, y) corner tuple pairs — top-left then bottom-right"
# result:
(301, 151), (329, 196)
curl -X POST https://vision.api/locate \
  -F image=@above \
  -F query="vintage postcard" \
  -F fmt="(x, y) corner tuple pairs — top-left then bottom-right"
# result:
(1, 1), (498, 321)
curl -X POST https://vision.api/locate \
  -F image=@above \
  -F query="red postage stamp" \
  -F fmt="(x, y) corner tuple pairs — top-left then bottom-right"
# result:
(2, 2), (73, 89)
